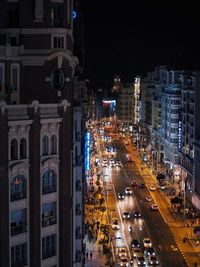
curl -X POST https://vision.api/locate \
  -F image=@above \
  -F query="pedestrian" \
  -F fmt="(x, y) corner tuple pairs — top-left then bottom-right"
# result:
(86, 252), (89, 260)
(90, 252), (93, 260)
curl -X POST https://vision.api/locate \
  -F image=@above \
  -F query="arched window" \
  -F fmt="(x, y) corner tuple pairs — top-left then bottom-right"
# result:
(11, 139), (18, 160)
(51, 135), (57, 154)
(20, 138), (27, 159)
(10, 175), (27, 201)
(42, 170), (56, 194)
(42, 136), (49, 156)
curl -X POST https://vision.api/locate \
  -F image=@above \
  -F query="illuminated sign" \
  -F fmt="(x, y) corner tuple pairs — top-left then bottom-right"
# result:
(84, 132), (90, 171)
(73, 10), (77, 19)
(178, 121), (182, 149)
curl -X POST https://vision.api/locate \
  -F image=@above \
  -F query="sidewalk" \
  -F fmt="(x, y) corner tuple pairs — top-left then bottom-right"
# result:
(83, 161), (112, 267)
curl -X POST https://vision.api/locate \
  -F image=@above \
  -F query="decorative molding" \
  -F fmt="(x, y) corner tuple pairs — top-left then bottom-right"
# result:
(60, 99), (70, 112)
(31, 100), (40, 113)
(0, 100), (7, 114)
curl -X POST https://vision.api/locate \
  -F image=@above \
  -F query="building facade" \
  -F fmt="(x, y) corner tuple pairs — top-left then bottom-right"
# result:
(0, 1), (86, 266)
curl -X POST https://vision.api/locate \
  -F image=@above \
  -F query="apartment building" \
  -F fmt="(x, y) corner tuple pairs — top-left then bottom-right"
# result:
(0, 0), (86, 266)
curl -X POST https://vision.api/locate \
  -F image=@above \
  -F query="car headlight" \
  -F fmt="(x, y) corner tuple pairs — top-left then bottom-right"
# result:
(156, 261), (159, 264)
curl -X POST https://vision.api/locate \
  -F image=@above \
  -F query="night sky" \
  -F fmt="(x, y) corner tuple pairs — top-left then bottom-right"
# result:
(80, 1), (200, 85)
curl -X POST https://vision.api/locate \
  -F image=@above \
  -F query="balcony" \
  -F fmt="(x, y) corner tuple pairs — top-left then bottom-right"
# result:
(42, 184), (56, 195)
(42, 216), (56, 227)
(11, 190), (26, 201)
(11, 222), (27, 236)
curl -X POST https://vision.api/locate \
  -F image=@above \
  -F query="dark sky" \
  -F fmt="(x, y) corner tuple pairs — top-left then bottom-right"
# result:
(80, 1), (200, 84)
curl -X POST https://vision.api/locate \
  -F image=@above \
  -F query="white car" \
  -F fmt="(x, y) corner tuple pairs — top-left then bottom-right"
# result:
(151, 204), (158, 211)
(111, 218), (120, 230)
(143, 237), (152, 248)
(125, 187), (132, 195)
(149, 184), (156, 191)
(145, 195), (152, 202)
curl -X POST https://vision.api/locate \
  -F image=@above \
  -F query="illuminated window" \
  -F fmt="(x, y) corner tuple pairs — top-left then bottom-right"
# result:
(0, 63), (5, 92)
(10, 175), (27, 201)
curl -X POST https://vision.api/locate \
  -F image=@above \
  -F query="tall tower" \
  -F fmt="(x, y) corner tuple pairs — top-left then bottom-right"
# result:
(0, 1), (78, 267)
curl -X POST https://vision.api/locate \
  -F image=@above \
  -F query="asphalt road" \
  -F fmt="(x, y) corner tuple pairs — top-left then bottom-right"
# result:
(99, 136), (186, 267)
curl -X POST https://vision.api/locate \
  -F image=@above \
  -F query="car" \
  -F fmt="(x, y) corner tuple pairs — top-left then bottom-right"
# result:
(111, 218), (120, 230)
(118, 247), (127, 258)
(102, 159), (108, 167)
(136, 256), (146, 266)
(126, 153), (133, 162)
(145, 195), (152, 202)
(122, 211), (131, 219)
(131, 180), (138, 187)
(131, 239), (140, 248)
(120, 257), (129, 267)
(148, 255), (159, 265)
(139, 183), (145, 189)
(116, 160), (122, 167)
(132, 247), (142, 258)
(145, 247), (155, 256)
(151, 204), (158, 211)
(149, 185), (156, 191)
(118, 192), (125, 200)
(143, 237), (152, 248)
(133, 211), (141, 218)
(125, 187), (132, 195)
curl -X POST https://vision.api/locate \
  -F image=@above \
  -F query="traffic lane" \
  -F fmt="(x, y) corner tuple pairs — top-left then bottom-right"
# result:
(134, 187), (185, 267)
(106, 183), (131, 259)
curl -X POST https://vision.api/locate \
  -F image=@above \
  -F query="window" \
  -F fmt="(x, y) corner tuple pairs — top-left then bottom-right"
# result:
(0, 63), (5, 92)
(51, 135), (57, 154)
(42, 170), (56, 194)
(42, 202), (56, 227)
(50, 68), (65, 90)
(9, 8), (19, 27)
(10, 208), (27, 236)
(75, 204), (81, 215)
(11, 64), (19, 92)
(10, 175), (26, 201)
(75, 226), (81, 239)
(42, 135), (49, 155)
(42, 234), (56, 259)
(9, 36), (18, 46)
(51, 5), (63, 27)
(20, 138), (27, 159)
(11, 139), (18, 160)
(53, 36), (64, 49)
(11, 243), (27, 267)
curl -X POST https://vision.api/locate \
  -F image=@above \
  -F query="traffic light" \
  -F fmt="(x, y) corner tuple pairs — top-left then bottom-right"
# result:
(183, 237), (187, 243)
